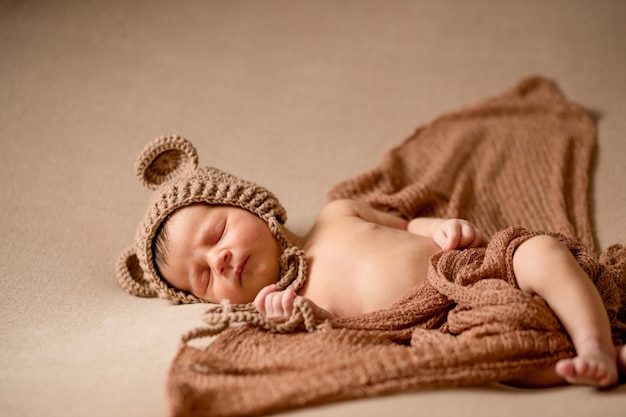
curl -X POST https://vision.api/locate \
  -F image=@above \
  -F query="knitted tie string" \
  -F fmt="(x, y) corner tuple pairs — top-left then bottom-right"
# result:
(181, 297), (321, 345)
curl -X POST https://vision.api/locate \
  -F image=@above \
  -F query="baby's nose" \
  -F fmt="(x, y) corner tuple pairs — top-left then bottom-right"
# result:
(212, 249), (232, 276)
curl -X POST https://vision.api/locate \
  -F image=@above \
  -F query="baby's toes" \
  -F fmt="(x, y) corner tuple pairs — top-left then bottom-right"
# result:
(555, 354), (617, 386)
(577, 358), (614, 386)
(555, 359), (576, 378)
(572, 358), (590, 377)
(591, 362), (612, 386)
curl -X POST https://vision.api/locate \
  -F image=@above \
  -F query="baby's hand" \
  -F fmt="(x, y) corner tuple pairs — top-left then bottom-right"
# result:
(433, 219), (486, 251)
(254, 284), (336, 321)
(254, 284), (298, 320)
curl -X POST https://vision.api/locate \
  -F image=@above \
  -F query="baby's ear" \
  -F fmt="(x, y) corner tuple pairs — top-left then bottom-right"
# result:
(135, 135), (199, 190)
(116, 246), (158, 298)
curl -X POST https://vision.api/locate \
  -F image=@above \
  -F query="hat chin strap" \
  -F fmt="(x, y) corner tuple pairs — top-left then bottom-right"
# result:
(276, 246), (308, 293)
(184, 292), (322, 343)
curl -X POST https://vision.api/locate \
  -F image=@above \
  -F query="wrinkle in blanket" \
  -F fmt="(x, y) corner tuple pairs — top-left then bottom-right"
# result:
(166, 76), (626, 417)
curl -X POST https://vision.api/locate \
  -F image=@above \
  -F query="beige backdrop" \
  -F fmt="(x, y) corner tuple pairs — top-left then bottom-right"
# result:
(1, 1), (625, 416)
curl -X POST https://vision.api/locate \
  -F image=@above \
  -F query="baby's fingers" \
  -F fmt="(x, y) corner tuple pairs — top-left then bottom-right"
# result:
(255, 286), (297, 319)
(270, 288), (296, 319)
(435, 222), (462, 250)
(458, 222), (478, 248)
(253, 284), (277, 315)
(435, 220), (484, 250)
(467, 227), (486, 248)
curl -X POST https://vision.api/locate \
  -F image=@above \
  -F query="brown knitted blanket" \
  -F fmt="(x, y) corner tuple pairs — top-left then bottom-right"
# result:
(167, 76), (626, 417)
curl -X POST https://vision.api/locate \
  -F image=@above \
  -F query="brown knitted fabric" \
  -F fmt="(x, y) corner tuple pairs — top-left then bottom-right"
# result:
(168, 229), (625, 417)
(328, 76), (597, 251)
(166, 76), (626, 416)
(115, 135), (308, 309)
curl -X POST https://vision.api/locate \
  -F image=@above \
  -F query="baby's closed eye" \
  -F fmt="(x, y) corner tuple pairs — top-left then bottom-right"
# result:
(207, 220), (226, 244)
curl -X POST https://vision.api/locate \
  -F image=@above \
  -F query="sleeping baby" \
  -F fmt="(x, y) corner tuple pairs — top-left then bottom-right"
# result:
(117, 135), (626, 389)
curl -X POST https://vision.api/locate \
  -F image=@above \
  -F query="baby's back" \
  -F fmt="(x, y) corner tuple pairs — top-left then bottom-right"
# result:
(299, 202), (440, 318)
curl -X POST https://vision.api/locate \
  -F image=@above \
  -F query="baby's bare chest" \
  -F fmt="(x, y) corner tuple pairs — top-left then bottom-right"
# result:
(300, 222), (440, 317)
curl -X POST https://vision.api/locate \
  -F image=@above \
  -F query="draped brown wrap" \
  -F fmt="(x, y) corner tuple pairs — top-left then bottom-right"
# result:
(166, 77), (626, 417)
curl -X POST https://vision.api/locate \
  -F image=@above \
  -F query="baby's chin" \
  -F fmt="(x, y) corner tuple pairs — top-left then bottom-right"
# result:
(197, 279), (280, 305)
(210, 293), (257, 305)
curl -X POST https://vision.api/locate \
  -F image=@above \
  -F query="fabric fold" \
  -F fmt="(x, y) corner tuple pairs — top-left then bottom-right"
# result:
(166, 76), (625, 417)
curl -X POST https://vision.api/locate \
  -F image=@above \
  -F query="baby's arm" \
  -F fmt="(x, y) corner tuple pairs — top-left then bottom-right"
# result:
(254, 284), (336, 321)
(325, 200), (485, 250)
(323, 199), (408, 230)
(408, 217), (486, 250)
(510, 235), (619, 387)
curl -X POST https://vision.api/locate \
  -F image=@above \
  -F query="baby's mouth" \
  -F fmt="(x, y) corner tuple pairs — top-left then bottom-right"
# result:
(236, 256), (248, 284)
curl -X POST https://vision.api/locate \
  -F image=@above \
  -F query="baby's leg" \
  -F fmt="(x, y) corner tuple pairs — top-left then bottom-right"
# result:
(512, 235), (619, 387)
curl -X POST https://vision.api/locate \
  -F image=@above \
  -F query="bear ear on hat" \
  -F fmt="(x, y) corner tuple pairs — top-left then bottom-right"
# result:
(135, 135), (199, 190)
(116, 246), (158, 298)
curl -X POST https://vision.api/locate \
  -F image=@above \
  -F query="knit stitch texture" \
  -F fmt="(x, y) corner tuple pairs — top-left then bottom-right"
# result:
(166, 77), (626, 417)
(116, 135), (308, 307)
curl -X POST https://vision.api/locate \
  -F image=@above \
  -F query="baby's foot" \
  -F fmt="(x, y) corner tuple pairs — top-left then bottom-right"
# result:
(555, 344), (618, 387)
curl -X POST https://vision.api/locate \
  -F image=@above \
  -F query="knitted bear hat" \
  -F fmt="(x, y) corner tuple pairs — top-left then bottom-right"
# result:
(116, 135), (308, 305)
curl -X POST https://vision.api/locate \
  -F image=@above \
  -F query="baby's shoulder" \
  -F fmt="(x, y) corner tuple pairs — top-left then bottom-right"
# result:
(303, 200), (364, 245)
(317, 199), (369, 222)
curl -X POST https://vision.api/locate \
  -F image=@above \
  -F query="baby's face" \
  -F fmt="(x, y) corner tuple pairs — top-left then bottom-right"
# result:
(159, 203), (282, 303)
